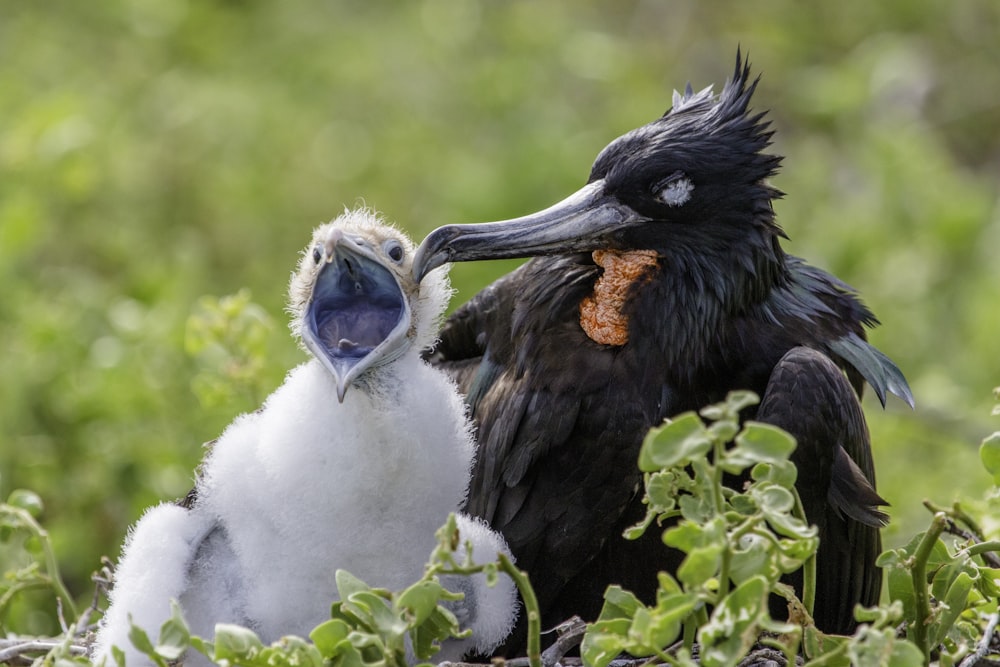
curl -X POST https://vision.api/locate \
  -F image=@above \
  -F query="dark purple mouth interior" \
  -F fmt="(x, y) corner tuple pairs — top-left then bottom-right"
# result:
(308, 253), (405, 361)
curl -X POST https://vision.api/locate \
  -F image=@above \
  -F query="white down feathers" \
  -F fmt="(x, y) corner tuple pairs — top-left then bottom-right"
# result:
(93, 209), (518, 665)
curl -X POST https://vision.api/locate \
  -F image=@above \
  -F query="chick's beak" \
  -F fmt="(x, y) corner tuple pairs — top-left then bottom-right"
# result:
(303, 233), (410, 402)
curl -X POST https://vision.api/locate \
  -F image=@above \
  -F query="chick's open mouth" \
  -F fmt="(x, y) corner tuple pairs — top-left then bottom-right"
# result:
(307, 252), (405, 362)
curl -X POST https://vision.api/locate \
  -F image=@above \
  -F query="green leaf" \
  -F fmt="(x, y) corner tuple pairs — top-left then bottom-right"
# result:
(663, 521), (703, 553)
(409, 605), (462, 659)
(623, 508), (656, 540)
(708, 418), (739, 443)
(724, 422), (797, 472)
(656, 571), (683, 597)
(729, 493), (757, 515)
(348, 590), (407, 636)
(730, 535), (778, 584)
(764, 507), (817, 540)
(212, 623), (264, 661)
(336, 569), (372, 599)
(848, 627), (924, 667)
(638, 413), (711, 472)
(930, 554), (977, 603)
(127, 619), (160, 663)
(397, 580), (448, 625)
(736, 422), (797, 460)
(484, 561), (499, 587)
(582, 587), (697, 667)
(976, 567), (1000, 598)
(599, 585), (644, 620)
(930, 570), (974, 645)
(698, 575), (769, 667)
(274, 636), (325, 667)
(880, 531), (954, 624)
(700, 391), (760, 421)
(752, 460), (798, 488)
(752, 484), (795, 514)
(188, 636), (213, 661)
(645, 471), (681, 511)
(725, 390), (761, 413)
(884, 558), (917, 622)
(803, 625), (851, 663)
(627, 600), (687, 655)
(310, 618), (352, 656)
(663, 517), (724, 554)
(6, 489), (44, 518)
(581, 623), (629, 667)
(155, 600), (191, 660)
(980, 432), (1000, 485)
(774, 535), (819, 566)
(677, 543), (723, 588)
(677, 493), (713, 524)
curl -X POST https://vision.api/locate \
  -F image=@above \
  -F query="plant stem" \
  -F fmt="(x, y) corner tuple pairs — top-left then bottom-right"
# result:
(958, 610), (1000, 667)
(498, 553), (542, 667)
(0, 506), (78, 621)
(683, 615), (697, 652)
(802, 641), (849, 667)
(0, 580), (51, 621)
(789, 486), (816, 618)
(957, 541), (1000, 560)
(711, 439), (731, 602)
(911, 512), (948, 667)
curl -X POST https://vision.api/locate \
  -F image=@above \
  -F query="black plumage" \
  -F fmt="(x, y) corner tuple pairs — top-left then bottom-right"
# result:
(413, 53), (912, 652)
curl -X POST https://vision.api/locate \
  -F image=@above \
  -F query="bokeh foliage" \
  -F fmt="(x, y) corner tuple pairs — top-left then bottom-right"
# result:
(1, 0), (998, 634)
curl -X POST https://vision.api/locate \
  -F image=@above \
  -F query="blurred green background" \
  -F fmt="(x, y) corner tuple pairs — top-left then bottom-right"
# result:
(2, 1), (998, 634)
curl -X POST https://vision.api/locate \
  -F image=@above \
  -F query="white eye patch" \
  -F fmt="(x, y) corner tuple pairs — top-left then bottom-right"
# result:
(658, 175), (694, 207)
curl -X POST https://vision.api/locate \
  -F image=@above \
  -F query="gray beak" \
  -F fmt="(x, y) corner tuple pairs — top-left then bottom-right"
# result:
(303, 236), (410, 402)
(412, 180), (641, 282)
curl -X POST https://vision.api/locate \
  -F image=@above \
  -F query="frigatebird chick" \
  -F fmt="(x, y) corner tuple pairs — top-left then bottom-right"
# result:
(412, 53), (913, 651)
(93, 209), (518, 666)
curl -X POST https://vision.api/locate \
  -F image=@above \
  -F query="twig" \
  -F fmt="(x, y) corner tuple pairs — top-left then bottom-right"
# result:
(0, 639), (87, 662)
(504, 617), (587, 667)
(737, 646), (797, 666)
(925, 500), (1000, 568)
(959, 610), (1000, 667)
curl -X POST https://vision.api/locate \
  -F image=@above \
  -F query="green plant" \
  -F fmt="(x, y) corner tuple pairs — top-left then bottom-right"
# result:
(184, 289), (276, 410)
(0, 488), (77, 626)
(581, 391), (816, 667)
(581, 388), (1000, 667)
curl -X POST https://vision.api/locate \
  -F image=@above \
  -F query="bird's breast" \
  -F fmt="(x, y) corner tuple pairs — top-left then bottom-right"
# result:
(579, 249), (659, 346)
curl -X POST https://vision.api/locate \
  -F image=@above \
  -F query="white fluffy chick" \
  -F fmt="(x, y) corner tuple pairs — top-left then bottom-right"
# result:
(93, 208), (518, 666)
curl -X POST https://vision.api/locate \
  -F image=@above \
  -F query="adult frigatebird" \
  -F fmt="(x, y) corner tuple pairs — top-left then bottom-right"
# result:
(412, 54), (912, 651)
(94, 209), (518, 666)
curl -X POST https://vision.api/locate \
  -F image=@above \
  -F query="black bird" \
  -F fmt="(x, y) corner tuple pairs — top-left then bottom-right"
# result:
(413, 54), (913, 651)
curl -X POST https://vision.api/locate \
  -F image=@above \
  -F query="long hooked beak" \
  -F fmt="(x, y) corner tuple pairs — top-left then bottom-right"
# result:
(412, 180), (642, 282)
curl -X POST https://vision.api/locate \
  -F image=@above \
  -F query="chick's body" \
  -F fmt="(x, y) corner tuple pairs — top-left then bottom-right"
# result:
(93, 209), (517, 666)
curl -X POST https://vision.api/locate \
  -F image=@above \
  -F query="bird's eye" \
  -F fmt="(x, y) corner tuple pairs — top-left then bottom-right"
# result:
(383, 239), (405, 263)
(312, 246), (323, 264)
(654, 171), (694, 207)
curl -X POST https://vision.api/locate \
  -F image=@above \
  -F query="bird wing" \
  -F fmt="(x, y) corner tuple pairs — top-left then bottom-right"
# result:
(428, 258), (647, 583)
(773, 258), (913, 408)
(756, 346), (887, 634)
(93, 503), (216, 663)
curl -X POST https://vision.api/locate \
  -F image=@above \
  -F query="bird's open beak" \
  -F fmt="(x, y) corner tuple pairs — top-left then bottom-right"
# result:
(412, 180), (643, 282)
(303, 235), (411, 402)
